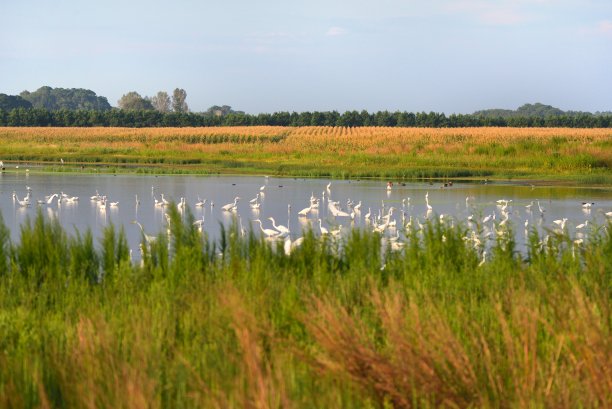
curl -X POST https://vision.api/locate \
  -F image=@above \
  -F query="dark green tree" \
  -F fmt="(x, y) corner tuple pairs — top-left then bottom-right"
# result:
(0, 94), (32, 110)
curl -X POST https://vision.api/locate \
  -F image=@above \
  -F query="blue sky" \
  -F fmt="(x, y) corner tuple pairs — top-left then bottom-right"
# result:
(1, 0), (611, 113)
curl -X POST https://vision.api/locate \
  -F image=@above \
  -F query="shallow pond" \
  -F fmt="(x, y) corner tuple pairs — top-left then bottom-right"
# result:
(1, 172), (611, 256)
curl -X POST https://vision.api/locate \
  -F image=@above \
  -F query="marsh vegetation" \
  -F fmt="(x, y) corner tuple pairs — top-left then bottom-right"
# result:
(0, 126), (610, 181)
(0, 208), (610, 408)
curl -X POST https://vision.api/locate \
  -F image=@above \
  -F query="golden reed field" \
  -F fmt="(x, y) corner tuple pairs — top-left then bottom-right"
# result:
(0, 126), (610, 178)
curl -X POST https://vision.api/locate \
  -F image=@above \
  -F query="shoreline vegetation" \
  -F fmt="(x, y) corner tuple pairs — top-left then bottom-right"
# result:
(0, 208), (610, 407)
(0, 126), (611, 183)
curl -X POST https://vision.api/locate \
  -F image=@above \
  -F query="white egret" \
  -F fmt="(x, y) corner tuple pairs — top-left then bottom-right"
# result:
(15, 195), (30, 207)
(161, 193), (169, 206)
(310, 192), (317, 204)
(318, 219), (329, 235)
(284, 237), (292, 256)
(581, 202), (594, 209)
(284, 236), (304, 256)
(328, 201), (350, 217)
(382, 207), (395, 222)
(131, 221), (157, 244)
(575, 220), (588, 230)
(222, 197), (240, 212)
(496, 199), (512, 206)
(195, 196), (205, 207)
(253, 219), (280, 238)
(373, 220), (389, 233)
(553, 218), (568, 230)
(45, 193), (58, 205)
(193, 216), (205, 233)
(298, 204), (312, 217)
(268, 217), (290, 235)
(425, 192), (432, 212)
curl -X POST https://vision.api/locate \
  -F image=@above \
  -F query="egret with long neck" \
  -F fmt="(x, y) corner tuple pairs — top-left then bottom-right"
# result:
(253, 219), (279, 238)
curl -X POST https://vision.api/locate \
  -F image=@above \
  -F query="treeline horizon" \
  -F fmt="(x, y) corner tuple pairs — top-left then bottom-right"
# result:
(1, 106), (611, 128)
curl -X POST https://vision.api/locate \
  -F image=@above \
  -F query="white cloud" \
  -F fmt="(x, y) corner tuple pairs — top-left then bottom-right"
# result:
(598, 20), (612, 34)
(326, 26), (348, 36)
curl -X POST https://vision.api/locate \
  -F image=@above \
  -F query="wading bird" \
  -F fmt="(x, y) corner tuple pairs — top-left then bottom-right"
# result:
(298, 204), (312, 217)
(131, 220), (157, 244)
(268, 217), (290, 236)
(253, 219), (279, 238)
(222, 197), (240, 212)
(318, 219), (329, 235)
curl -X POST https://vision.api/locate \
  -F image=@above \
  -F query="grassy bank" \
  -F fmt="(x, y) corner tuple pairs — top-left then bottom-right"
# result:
(0, 208), (610, 408)
(0, 126), (610, 182)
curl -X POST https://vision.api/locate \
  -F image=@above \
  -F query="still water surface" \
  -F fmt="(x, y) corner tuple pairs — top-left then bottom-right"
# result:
(1, 172), (611, 255)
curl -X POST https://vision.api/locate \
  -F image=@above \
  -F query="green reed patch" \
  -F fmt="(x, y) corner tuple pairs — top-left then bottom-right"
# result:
(0, 209), (610, 408)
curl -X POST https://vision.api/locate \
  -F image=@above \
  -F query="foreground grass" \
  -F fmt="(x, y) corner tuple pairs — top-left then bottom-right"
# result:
(0, 209), (610, 408)
(0, 126), (611, 182)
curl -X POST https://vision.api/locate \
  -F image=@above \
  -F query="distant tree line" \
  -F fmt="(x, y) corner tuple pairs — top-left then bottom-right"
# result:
(1, 87), (611, 127)
(1, 107), (611, 128)
(9, 86), (112, 111)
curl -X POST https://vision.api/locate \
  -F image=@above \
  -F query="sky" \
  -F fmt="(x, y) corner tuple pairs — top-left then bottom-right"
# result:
(1, 0), (611, 114)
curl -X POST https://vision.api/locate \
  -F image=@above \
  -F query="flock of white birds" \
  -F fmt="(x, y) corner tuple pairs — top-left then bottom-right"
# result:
(9, 177), (612, 261)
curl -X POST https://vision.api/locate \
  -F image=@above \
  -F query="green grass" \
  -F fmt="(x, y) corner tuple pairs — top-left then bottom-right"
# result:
(0, 208), (610, 408)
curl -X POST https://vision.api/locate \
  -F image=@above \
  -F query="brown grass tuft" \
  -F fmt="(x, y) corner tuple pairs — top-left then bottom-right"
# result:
(303, 283), (612, 408)
(219, 287), (291, 409)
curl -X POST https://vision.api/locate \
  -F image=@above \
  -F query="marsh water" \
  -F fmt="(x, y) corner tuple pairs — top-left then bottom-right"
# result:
(1, 172), (611, 256)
